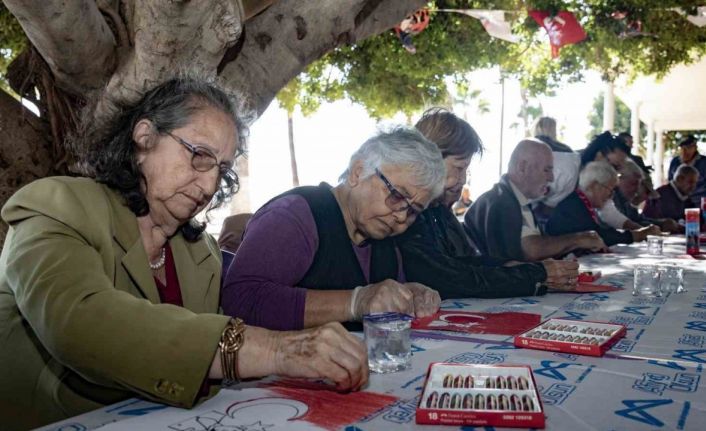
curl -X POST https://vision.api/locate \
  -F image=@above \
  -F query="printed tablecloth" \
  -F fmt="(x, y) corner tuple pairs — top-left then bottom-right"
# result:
(39, 236), (706, 431)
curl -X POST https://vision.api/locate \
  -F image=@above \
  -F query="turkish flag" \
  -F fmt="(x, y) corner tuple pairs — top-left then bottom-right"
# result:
(529, 10), (587, 57)
(412, 311), (541, 335)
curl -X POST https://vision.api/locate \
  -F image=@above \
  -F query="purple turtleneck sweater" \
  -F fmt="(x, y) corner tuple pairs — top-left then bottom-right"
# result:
(221, 194), (404, 330)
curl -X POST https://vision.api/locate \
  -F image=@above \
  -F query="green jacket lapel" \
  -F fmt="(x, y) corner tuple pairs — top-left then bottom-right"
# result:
(104, 185), (162, 304)
(171, 234), (217, 313)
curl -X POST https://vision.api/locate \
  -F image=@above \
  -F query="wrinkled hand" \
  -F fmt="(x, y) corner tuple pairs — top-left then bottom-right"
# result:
(577, 231), (608, 252)
(352, 279), (414, 320)
(633, 224), (662, 242)
(404, 282), (441, 318)
(274, 322), (368, 392)
(659, 218), (680, 234)
(542, 259), (579, 291)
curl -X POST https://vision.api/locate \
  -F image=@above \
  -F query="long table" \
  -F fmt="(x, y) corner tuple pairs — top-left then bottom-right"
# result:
(39, 236), (706, 430)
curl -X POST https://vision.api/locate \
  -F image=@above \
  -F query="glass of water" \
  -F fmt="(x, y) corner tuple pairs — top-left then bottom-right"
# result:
(363, 312), (413, 374)
(660, 265), (686, 294)
(633, 265), (661, 296)
(647, 236), (664, 255)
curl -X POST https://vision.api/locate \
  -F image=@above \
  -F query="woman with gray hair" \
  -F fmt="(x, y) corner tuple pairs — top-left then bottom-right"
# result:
(547, 161), (659, 247)
(222, 127), (444, 331)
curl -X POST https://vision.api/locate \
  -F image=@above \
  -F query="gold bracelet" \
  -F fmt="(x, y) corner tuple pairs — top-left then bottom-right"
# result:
(219, 318), (246, 384)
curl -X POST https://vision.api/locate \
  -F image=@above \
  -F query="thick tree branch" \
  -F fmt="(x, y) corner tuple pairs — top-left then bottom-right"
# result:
(219, 0), (425, 116)
(101, 0), (245, 107)
(3, 0), (117, 95)
(0, 89), (56, 246)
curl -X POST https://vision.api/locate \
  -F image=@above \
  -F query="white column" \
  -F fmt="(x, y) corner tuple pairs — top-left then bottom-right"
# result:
(602, 81), (615, 132)
(646, 122), (655, 166)
(655, 130), (666, 186)
(630, 102), (640, 146)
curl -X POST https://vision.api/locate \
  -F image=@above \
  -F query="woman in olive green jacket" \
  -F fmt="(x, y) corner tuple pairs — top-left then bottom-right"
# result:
(0, 77), (367, 430)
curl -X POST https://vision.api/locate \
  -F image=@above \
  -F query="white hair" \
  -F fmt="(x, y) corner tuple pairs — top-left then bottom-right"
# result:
(619, 158), (644, 179)
(675, 164), (699, 179)
(579, 161), (617, 190)
(339, 126), (446, 198)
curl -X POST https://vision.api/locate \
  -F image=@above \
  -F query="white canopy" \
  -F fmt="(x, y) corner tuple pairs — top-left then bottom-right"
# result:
(616, 56), (706, 132)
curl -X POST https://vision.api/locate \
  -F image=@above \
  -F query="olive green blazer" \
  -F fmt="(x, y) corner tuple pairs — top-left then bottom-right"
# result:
(0, 177), (230, 430)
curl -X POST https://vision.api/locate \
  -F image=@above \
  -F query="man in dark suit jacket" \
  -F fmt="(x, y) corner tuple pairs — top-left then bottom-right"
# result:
(644, 164), (699, 221)
(548, 161), (659, 247)
(464, 140), (605, 261)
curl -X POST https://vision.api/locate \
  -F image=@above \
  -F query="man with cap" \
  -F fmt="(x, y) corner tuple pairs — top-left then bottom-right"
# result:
(668, 136), (706, 202)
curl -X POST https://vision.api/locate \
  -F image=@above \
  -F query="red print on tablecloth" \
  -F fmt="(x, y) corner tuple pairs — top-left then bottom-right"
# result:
(259, 379), (398, 430)
(412, 311), (541, 335)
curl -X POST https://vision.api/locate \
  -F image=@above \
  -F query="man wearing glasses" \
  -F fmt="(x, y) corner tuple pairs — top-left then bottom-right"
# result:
(547, 161), (660, 246)
(221, 127), (445, 331)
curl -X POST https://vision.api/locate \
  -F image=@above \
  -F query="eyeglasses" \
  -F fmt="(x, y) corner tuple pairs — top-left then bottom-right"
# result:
(598, 183), (615, 196)
(375, 168), (423, 217)
(165, 131), (237, 184)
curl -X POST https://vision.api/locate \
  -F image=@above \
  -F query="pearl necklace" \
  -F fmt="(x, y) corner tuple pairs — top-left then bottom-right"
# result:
(149, 247), (166, 270)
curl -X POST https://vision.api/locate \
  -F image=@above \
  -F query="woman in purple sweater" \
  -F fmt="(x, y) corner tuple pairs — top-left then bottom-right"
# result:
(222, 127), (445, 330)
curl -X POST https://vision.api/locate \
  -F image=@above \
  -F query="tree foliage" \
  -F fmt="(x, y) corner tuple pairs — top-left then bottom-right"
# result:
(279, 0), (706, 119)
(0, 3), (26, 94)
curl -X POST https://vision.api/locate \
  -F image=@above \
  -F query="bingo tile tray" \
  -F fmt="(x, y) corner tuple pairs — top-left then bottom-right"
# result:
(416, 363), (545, 428)
(514, 318), (626, 357)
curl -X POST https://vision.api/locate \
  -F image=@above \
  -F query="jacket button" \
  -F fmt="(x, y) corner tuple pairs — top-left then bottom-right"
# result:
(155, 379), (170, 393)
(169, 382), (184, 396)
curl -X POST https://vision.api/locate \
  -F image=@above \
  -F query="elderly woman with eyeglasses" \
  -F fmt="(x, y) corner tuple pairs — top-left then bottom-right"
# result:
(222, 127), (444, 331)
(547, 161), (660, 247)
(0, 77), (369, 431)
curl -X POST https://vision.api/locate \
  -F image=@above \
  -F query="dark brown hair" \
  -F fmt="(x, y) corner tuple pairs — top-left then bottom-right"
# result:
(414, 107), (484, 159)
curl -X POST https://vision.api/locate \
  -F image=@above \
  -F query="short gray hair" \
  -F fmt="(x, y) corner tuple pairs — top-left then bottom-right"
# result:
(676, 164), (699, 179)
(533, 116), (557, 139)
(579, 161), (617, 190)
(339, 126), (446, 198)
(619, 158), (644, 179)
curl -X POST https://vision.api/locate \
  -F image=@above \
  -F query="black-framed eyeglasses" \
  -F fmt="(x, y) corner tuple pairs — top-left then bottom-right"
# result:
(374, 168), (423, 217)
(165, 131), (236, 183)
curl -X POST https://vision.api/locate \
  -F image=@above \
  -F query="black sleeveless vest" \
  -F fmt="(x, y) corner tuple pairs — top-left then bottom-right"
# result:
(273, 183), (399, 290)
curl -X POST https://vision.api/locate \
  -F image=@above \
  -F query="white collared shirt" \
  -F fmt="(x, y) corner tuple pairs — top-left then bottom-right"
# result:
(508, 179), (541, 238)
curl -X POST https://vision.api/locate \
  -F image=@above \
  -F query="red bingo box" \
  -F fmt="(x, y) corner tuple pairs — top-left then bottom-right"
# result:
(514, 318), (626, 357)
(416, 363), (545, 428)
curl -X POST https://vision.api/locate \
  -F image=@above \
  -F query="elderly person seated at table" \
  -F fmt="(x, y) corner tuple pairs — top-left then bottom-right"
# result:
(668, 135), (706, 202)
(464, 139), (606, 262)
(397, 109), (579, 298)
(547, 161), (660, 247)
(0, 78), (368, 431)
(643, 164), (699, 221)
(222, 127), (443, 331)
(613, 160), (680, 233)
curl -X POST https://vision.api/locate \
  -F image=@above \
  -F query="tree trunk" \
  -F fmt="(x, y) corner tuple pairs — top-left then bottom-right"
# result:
(287, 111), (300, 187)
(1, 0), (425, 242)
(0, 90), (56, 246)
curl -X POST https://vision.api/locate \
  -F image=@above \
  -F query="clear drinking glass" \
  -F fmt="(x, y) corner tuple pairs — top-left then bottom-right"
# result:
(647, 236), (664, 255)
(363, 312), (413, 374)
(633, 265), (661, 296)
(660, 265), (686, 294)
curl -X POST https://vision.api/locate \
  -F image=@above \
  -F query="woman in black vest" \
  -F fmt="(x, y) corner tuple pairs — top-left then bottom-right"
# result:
(222, 127), (445, 330)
